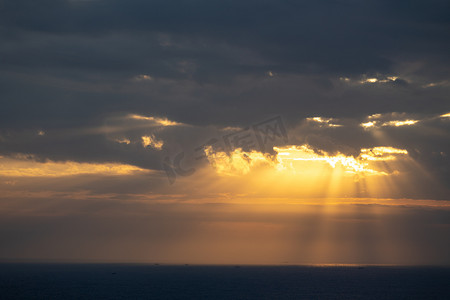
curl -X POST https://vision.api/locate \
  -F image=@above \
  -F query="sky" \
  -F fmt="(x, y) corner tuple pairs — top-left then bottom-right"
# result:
(0, 0), (449, 265)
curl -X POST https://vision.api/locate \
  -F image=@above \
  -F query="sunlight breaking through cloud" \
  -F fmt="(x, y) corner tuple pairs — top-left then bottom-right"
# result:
(382, 120), (419, 127)
(306, 117), (342, 127)
(128, 114), (182, 127)
(360, 113), (420, 129)
(0, 156), (147, 177)
(142, 135), (164, 150)
(205, 144), (409, 178)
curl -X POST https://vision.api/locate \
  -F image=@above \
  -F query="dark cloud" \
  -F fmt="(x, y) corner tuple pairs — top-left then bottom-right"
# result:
(0, 0), (449, 197)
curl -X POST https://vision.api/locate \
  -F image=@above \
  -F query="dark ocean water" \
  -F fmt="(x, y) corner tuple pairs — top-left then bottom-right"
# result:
(0, 264), (449, 299)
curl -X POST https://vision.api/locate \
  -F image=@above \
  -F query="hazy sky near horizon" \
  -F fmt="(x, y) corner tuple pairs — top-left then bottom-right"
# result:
(0, 0), (449, 264)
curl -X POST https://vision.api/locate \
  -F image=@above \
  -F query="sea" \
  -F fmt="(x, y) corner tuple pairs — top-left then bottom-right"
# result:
(0, 264), (449, 299)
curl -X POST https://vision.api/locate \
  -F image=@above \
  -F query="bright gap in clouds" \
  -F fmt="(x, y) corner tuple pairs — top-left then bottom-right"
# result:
(128, 114), (182, 127)
(0, 156), (147, 177)
(205, 144), (408, 178)
(196, 144), (423, 200)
